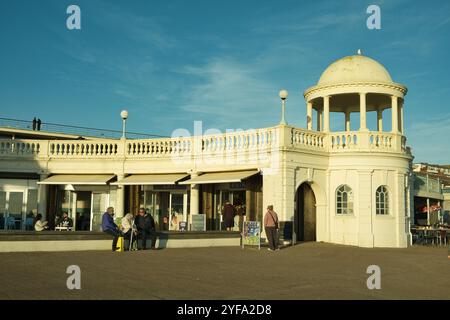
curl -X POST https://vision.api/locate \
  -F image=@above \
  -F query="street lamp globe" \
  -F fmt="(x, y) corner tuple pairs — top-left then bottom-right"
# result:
(279, 89), (288, 100)
(120, 110), (129, 120)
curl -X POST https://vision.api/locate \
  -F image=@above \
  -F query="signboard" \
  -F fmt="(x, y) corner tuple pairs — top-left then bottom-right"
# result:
(242, 221), (261, 249)
(190, 214), (206, 231)
(179, 221), (187, 231)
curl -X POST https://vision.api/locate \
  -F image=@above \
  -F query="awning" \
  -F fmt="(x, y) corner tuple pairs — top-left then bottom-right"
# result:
(111, 173), (189, 185)
(37, 174), (115, 185)
(179, 170), (259, 185)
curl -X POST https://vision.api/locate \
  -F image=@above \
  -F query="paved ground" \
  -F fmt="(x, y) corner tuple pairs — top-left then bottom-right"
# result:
(0, 243), (449, 300)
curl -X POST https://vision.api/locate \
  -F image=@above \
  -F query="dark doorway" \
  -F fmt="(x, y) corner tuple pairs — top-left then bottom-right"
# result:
(295, 183), (316, 242)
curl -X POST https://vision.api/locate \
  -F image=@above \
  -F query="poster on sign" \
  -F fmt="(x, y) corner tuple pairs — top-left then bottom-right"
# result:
(242, 221), (261, 250)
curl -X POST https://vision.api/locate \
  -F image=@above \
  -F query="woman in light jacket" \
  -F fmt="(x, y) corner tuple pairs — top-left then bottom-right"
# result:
(34, 214), (48, 231)
(121, 213), (136, 250)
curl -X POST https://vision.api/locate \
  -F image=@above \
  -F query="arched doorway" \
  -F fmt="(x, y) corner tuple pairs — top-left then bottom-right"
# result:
(295, 183), (316, 242)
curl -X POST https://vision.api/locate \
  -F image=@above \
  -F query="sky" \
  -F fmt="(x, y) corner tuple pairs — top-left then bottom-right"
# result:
(0, 0), (449, 163)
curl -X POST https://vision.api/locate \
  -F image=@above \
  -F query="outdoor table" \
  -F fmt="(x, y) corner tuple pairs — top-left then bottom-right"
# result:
(55, 226), (73, 231)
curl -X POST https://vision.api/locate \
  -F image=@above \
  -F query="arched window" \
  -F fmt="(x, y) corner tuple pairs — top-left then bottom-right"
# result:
(336, 185), (353, 215)
(376, 186), (389, 215)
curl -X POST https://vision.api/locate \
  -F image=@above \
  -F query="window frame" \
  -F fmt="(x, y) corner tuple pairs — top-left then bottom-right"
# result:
(375, 185), (390, 215)
(336, 185), (354, 215)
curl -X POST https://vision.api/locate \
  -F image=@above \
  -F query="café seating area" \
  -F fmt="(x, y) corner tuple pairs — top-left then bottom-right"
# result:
(411, 225), (450, 246)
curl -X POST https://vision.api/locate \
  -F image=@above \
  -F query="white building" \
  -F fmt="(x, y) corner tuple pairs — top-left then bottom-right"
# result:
(0, 52), (414, 247)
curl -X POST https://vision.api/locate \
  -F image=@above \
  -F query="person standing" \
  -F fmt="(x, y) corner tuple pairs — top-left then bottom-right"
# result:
(101, 207), (122, 252)
(222, 201), (235, 231)
(32, 117), (37, 130)
(36, 118), (42, 131)
(264, 205), (279, 251)
(135, 208), (155, 250)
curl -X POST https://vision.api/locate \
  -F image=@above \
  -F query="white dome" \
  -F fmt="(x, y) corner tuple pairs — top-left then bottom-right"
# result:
(317, 55), (393, 86)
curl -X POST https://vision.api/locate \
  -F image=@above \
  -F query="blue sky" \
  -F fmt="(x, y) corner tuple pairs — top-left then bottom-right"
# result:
(0, 0), (449, 163)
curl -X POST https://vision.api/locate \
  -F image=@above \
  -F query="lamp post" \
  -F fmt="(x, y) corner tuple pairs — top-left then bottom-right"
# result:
(279, 89), (288, 125)
(120, 110), (128, 139)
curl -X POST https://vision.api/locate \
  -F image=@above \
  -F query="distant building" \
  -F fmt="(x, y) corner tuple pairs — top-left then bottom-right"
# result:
(412, 163), (450, 225)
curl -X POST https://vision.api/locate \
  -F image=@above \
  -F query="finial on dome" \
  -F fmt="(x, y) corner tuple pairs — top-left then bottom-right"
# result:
(357, 49), (362, 55)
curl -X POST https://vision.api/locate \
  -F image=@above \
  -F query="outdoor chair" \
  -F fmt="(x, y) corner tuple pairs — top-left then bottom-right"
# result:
(423, 230), (436, 245)
(25, 217), (34, 231)
(6, 216), (16, 230)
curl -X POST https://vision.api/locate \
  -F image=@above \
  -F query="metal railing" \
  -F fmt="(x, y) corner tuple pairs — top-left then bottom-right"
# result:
(0, 117), (166, 140)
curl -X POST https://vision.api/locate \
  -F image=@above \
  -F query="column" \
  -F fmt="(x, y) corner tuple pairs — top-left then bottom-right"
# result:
(345, 111), (351, 131)
(317, 108), (322, 131)
(426, 198), (430, 226)
(115, 173), (125, 218)
(38, 174), (48, 220)
(306, 101), (313, 130)
(359, 93), (367, 131)
(399, 100), (404, 134)
(377, 108), (383, 132)
(323, 96), (330, 132)
(190, 172), (200, 215)
(71, 192), (77, 231)
(391, 95), (399, 133)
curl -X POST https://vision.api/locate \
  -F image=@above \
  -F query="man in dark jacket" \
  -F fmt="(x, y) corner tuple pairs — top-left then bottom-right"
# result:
(135, 208), (155, 250)
(102, 207), (122, 251)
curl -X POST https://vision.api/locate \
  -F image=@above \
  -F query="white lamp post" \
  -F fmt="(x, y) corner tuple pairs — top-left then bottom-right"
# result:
(279, 89), (288, 125)
(120, 110), (128, 139)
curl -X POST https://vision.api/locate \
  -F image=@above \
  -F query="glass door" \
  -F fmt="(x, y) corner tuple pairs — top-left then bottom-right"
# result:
(169, 193), (185, 231)
(8, 192), (24, 230)
(90, 192), (109, 231)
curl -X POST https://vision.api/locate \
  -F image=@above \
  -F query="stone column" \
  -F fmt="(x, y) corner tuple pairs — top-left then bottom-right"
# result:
(323, 96), (330, 132)
(359, 93), (367, 131)
(399, 100), (404, 134)
(377, 108), (383, 132)
(317, 108), (322, 131)
(190, 172), (200, 215)
(306, 101), (313, 130)
(71, 191), (77, 231)
(115, 173), (125, 218)
(391, 95), (399, 133)
(38, 174), (48, 220)
(345, 111), (351, 131)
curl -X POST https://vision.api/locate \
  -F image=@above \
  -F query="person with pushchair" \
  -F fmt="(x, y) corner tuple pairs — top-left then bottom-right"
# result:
(135, 208), (156, 250)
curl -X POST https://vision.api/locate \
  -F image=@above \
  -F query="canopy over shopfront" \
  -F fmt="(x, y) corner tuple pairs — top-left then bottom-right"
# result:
(179, 170), (259, 185)
(37, 174), (115, 185)
(111, 173), (189, 185)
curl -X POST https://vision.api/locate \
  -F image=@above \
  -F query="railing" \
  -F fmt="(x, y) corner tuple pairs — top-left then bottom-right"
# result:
(0, 117), (165, 140)
(0, 140), (41, 156)
(414, 174), (442, 194)
(0, 126), (410, 161)
(291, 128), (326, 149)
(49, 141), (119, 157)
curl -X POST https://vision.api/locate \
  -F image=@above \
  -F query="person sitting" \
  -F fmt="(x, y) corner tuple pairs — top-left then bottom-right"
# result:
(121, 213), (137, 251)
(101, 207), (122, 252)
(135, 208), (156, 250)
(58, 212), (73, 229)
(34, 214), (49, 231)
